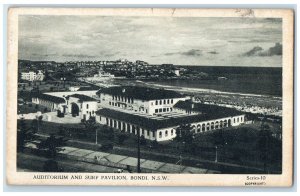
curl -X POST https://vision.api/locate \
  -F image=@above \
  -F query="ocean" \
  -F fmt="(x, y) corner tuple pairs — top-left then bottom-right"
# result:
(140, 66), (282, 97)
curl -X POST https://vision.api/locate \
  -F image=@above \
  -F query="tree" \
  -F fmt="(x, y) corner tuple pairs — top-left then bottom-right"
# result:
(257, 123), (273, 173)
(83, 118), (96, 132)
(174, 124), (195, 153)
(140, 135), (147, 146)
(31, 115), (43, 134)
(57, 125), (66, 136)
(17, 118), (34, 152)
(174, 124), (194, 143)
(116, 132), (128, 145)
(149, 140), (159, 149)
(37, 134), (67, 158)
(31, 119), (39, 134)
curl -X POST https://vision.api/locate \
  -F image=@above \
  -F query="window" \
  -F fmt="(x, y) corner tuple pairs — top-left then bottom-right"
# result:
(147, 130), (150, 136)
(159, 108), (162, 112)
(171, 130), (174, 135)
(163, 108), (166, 112)
(234, 118), (236, 123)
(159, 100), (162, 105)
(86, 104), (89, 109)
(167, 99), (170, 104)
(155, 109), (158, 113)
(155, 100), (158, 105)
(153, 131), (155, 137)
(163, 100), (166, 104)
(171, 99), (173, 104)
(167, 108), (169, 112)
(165, 130), (168, 137)
(159, 132), (162, 138)
(237, 118), (239, 123)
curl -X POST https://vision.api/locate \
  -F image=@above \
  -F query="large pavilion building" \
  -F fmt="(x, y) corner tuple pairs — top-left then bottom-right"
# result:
(31, 85), (245, 141)
(95, 86), (245, 141)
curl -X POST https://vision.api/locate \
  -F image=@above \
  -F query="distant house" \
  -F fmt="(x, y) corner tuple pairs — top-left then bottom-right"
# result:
(217, 77), (228, 80)
(21, 70), (44, 81)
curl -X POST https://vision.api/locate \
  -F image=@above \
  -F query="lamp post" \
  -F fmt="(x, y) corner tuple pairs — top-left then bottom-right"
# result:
(137, 127), (141, 173)
(95, 128), (98, 144)
(215, 146), (218, 163)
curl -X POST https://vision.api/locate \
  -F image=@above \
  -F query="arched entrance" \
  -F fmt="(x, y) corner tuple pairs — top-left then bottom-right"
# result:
(71, 103), (79, 117)
(228, 119), (231, 127)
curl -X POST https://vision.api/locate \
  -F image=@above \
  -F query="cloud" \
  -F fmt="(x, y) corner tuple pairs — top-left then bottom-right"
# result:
(207, 51), (219, 55)
(243, 46), (263, 56)
(265, 43), (282, 56)
(182, 49), (202, 56)
(62, 54), (97, 58)
(164, 49), (202, 57)
(243, 43), (282, 57)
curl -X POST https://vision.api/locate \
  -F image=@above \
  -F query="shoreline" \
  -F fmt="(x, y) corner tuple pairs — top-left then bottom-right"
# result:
(118, 79), (282, 99)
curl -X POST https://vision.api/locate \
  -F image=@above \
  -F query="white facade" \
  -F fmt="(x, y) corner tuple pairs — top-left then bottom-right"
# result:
(32, 97), (64, 112)
(96, 114), (245, 142)
(66, 96), (98, 120)
(21, 70), (44, 81)
(99, 93), (187, 115)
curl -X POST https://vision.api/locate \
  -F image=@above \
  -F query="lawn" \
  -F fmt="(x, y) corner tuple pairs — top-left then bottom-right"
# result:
(18, 119), (282, 174)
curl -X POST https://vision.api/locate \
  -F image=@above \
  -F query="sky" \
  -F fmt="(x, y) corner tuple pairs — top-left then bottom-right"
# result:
(19, 15), (282, 67)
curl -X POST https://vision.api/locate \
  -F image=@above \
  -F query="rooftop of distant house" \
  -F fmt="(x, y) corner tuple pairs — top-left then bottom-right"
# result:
(97, 86), (185, 101)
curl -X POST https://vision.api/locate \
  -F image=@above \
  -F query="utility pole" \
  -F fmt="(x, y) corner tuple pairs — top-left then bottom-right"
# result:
(95, 129), (98, 144)
(215, 146), (218, 163)
(137, 127), (141, 173)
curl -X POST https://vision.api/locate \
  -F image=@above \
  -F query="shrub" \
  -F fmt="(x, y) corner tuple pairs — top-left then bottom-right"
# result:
(117, 132), (129, 145)
(100, 142), (114, 151)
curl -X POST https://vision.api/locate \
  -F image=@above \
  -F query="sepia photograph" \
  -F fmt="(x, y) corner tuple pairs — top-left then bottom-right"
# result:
(6, 8), (294, 186)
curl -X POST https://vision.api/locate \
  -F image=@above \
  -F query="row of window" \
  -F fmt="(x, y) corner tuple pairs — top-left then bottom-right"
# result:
(154, 107), (173, 113)
(153, 99), (174, 106)
(158, 129), (174, 138)
(112, 96), (134, 104)
(233, 117), (243, 123)
(105, 118), (155, 137)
